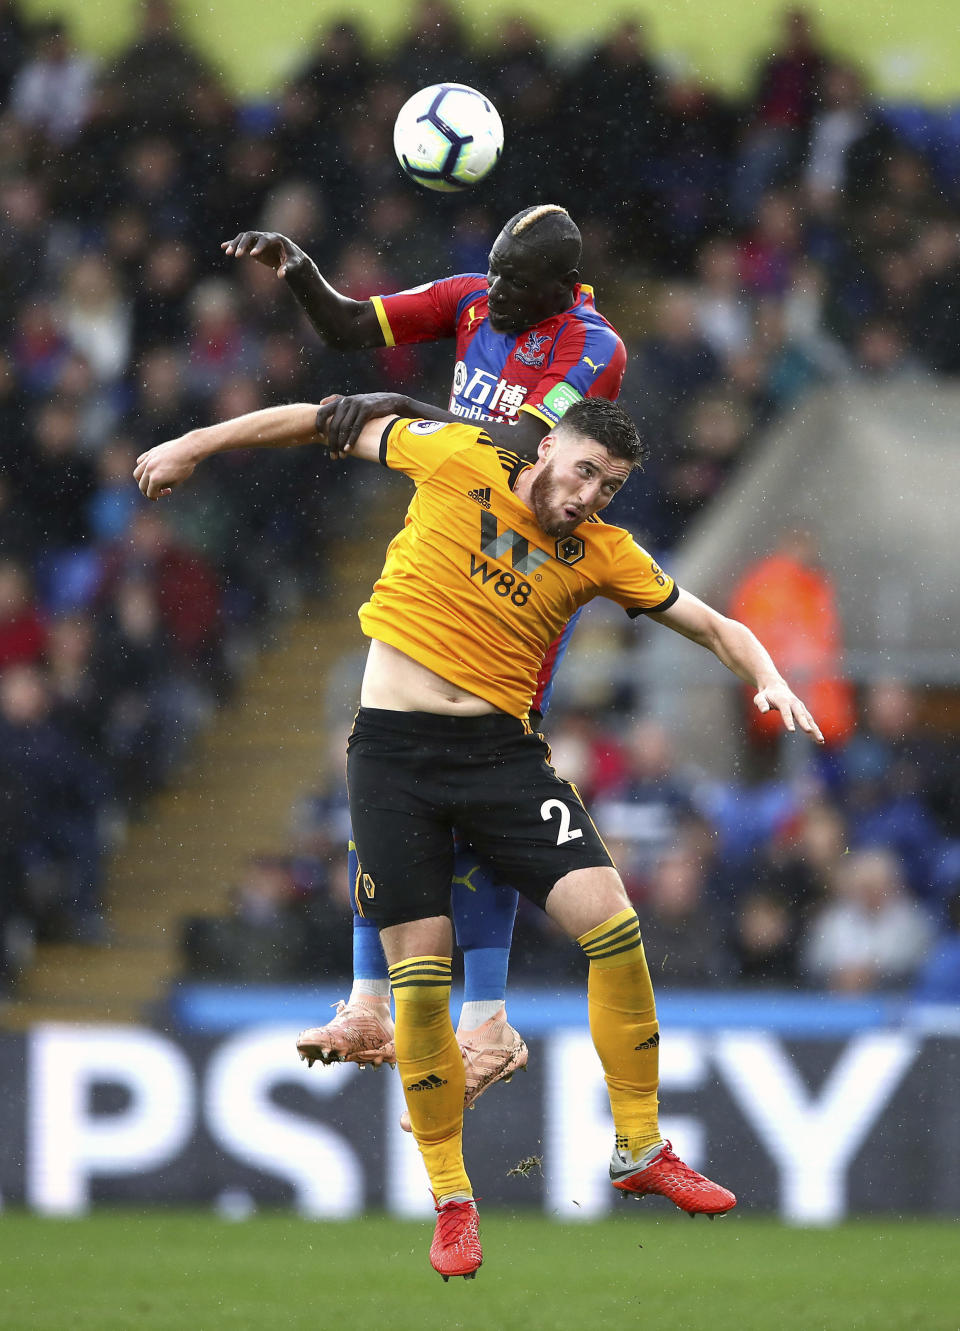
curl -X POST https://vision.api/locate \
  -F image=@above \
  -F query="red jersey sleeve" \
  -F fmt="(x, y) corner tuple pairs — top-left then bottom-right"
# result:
(371, 275), (486, 347)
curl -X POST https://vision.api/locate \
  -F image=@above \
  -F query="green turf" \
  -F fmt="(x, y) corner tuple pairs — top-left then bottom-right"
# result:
(0, 1210), (956, 1331)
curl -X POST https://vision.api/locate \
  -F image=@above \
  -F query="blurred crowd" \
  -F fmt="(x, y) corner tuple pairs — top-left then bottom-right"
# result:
(1, 0), (959, 994)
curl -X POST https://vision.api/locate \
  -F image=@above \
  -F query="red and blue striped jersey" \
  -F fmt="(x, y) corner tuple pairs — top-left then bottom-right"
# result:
(371, 275), (625, 428)
(370, 273), (627, 721)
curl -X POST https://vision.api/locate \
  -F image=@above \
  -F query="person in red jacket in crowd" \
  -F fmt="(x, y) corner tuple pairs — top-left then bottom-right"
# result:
(729, 526), (855, 748)
(0, 559), (47, 669)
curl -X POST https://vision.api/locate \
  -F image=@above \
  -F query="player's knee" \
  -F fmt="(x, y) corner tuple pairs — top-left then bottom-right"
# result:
(544, 866), (630, 939)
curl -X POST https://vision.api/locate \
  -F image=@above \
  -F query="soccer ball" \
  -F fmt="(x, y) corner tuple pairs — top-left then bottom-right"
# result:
(393, 83), (503, 193)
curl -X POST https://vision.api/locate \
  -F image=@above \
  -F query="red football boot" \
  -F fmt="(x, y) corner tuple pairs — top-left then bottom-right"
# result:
(430, 1199), (482, 1281)
(611, 1140), (737, 1217)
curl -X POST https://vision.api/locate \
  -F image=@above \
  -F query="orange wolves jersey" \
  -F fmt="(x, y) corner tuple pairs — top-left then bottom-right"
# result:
(358, 418), (679, 719)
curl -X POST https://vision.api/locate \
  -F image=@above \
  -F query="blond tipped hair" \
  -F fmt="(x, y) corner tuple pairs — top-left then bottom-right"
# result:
(510, 204), (571, 237)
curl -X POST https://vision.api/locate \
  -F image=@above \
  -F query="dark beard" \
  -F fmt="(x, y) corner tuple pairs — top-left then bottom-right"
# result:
(529, 465), (579, 538)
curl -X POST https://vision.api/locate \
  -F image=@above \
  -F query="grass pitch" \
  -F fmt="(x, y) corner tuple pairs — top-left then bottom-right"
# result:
(0, 1210), (955, 1331)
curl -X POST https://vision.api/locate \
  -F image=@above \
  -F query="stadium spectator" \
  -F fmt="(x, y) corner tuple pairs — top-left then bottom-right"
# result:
(654, 389), (753, 540)
(534, 709), (627, 806)
(45, 611), (102, 753)
(119, 135), (194, 238)
(8, 19), (95, 147)
(731, 7), (831, 223)
(751, 296), (825, 411)
(10, 296), (69, 397)
(202, 131), (283, 244)
(627, 285), (721, 443)
(730, 887), (799, 984)
(909, 220), (960, 375)
(693, 236), (753, 363)
(132, 346), (195, 446)
(644, 73), (737, 271)
(0, 176), (54, 311)
(738, 189), (806, 298)
(288, 18), (372, 135)
(751, 798), (849, 930)
(388, 0), (477, 91)
(729, 526), (856, 754)
(88, 439), (142, 545)
(0, 349), (29, 485)
(130, 242), (197, 361)
(57, 253), (132, 387)
(105, 0), (215, 132)
(95, 575), (201, 802)
(800, 847), (934, 992)
(181, 856), (307, 982)
(20, 400), (97, 553)
(563, 19), (662, 228)
(803, 62), (893, 204)
(97, 509), (224, 685)
(0, 559), (47, 668)
(637, 838), (735, 986)
(0, 663), (110, 938)
(838, 678), (945, 899)
(52, 350), (121, 454)
(594, 717), (704, 882)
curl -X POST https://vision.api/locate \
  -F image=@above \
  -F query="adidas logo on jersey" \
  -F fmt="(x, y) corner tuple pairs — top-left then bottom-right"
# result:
(468, 487), (492, 509)
(405, 1074), (449, 1092)
(634, 1033), (660, 1051)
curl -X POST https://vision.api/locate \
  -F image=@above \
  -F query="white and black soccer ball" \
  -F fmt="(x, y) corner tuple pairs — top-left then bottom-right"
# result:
(393, 83), (503, 193)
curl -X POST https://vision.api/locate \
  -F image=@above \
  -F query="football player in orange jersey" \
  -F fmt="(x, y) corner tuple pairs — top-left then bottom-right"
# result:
(136, 395), (822, 1279)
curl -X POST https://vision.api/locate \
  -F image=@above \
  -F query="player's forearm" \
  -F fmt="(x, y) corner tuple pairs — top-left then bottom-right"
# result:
(673, 612), (788, 692)
(392, 403), (545, 460)
(185, 404), (322, 461)
(477, 412), (547, 459)
(694, 613), (786, 691)
(283, 257), (382, 349)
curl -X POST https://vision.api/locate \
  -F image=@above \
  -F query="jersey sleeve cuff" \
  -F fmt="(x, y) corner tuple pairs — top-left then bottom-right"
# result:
(378, 418), (396, 465)
(518, 403), (553, 426)
(370, 296), (395, 348)
(626, 584), (680, 618)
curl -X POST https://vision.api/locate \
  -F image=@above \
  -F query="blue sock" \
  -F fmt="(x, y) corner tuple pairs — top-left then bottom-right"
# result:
(348, 841), (389, 983)
(451, 848), (518, 1003)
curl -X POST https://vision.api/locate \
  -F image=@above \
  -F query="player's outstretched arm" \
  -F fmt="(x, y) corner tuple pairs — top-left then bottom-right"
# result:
(133, 400), (389, 500)
(221, 231), (384, 350)
(317, 392), (549, 460)
(649, 588), (825, 743)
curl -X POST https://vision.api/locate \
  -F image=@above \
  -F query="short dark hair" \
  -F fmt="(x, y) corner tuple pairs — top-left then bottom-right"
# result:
(501, 205), (582, 274)
(554, 398), (647, 469)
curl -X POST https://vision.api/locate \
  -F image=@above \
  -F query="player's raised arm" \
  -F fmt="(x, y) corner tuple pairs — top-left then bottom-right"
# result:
(648, 587), (825, 744)
(316, 391), (550, 460)
(220, 231), (384, 350)
(133, 400), (390, 501)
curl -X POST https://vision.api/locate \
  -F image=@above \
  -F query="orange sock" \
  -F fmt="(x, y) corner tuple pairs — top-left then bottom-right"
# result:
(578, 909), (661, 1155)
(389, 956), (471, 1201)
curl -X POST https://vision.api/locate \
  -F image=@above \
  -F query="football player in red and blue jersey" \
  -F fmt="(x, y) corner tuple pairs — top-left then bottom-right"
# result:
(222, 206), (626, 1117)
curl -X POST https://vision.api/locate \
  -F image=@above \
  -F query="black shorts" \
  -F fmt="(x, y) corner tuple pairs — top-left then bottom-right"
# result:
(346, 707), (614, 928)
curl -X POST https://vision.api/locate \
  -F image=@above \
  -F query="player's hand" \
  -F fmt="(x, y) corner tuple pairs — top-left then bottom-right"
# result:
(220, 230), (306, 279)
(316, 392), (409, 458)
(133, 438), (198, 500)
(753, 683), (825, 744)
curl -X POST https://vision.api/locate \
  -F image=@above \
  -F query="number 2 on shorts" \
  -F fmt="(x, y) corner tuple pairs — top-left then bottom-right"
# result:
(540, 798), (583, 845)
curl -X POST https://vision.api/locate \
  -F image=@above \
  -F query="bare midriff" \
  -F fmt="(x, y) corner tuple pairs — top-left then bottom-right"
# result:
(360, 639), (500, 715)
